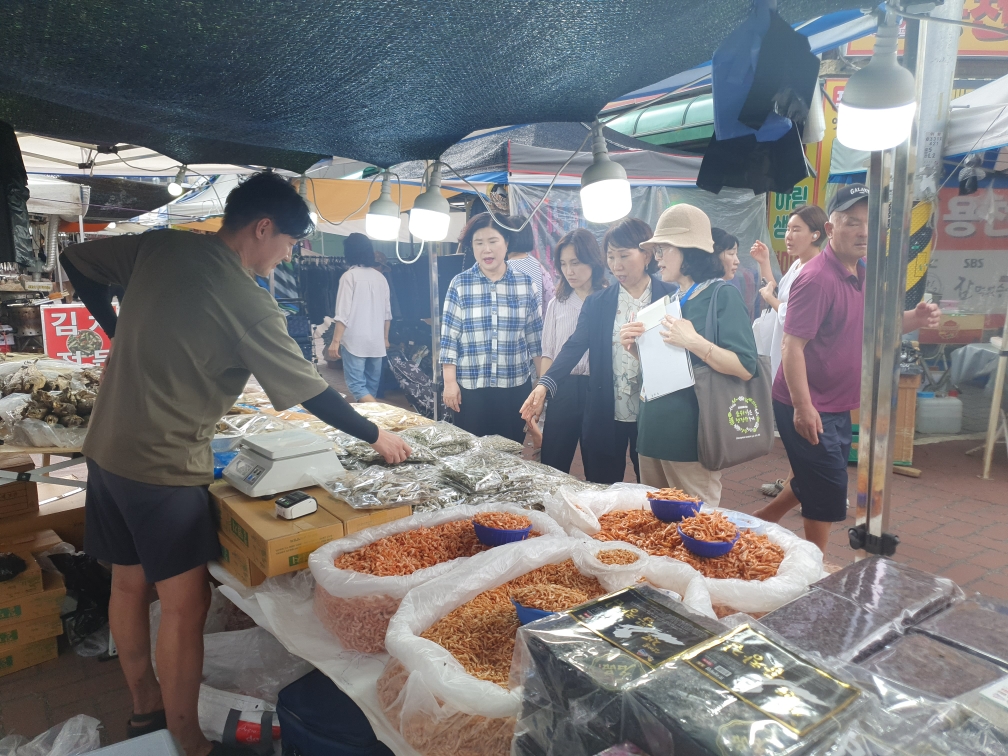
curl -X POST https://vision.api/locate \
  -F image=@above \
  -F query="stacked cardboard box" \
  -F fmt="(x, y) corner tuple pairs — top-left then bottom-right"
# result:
(210, 483), (411, 587)
(0, 455), (39, 521)
(0, 546), (65, 678)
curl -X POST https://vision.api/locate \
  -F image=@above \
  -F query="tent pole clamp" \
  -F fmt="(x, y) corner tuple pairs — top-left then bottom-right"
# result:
(848, 524), (899, 556)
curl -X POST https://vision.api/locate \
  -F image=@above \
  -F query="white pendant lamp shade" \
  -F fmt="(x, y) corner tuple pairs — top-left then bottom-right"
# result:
(167, 166), (186, 197)
(408, 163), (451, 241)
(366, 172), (403, 240)
(580, 122), (632, 224)
(836, 17), (916, 151)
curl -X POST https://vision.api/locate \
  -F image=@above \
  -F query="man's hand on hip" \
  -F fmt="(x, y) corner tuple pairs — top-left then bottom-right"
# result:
(793, 403), (823, 446)
(371, 429), (411, 464)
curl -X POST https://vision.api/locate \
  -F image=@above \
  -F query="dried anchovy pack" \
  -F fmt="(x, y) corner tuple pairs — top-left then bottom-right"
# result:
(323, 464), (465, 510)
(399, 421), (476, 458)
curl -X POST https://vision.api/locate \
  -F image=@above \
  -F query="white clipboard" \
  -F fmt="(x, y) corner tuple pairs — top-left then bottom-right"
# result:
(636, 294), (695, 402)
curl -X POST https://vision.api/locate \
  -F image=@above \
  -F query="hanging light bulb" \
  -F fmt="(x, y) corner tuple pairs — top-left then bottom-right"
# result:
(167, 166), (187, 197)
(579, 121), (632, 224)
(836, 13), (916, 151)
(366, 171), (403, 240)
(409, 162), (451, 241)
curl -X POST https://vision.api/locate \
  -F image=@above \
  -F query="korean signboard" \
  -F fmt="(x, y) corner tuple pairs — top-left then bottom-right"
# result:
(40, 303), (113, 365)
(846, 3), (1008, 57)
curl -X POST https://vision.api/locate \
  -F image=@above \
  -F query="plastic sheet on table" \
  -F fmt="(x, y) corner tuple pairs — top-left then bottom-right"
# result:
(859, 633), (1007, 700)
(399, 421), (476, 458)
(813, 556), (964, 627)
(309, 504), (565, 653)
(913, 596), (1008, 669)
(321, 464), (465, 511)
(513, 583), (723, 756)
(350, 402), (434, 431)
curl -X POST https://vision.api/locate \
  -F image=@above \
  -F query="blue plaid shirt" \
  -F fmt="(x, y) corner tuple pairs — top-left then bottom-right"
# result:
(440, 264), (543, 389)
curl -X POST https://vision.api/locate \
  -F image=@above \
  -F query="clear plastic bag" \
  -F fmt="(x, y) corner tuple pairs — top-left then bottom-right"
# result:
(321, 464), (465, 510)
(913, 595), (1008, 668)
(0, 393), (30, 439)
(214, 413), (295, 439)
(11, 417), (87, 448)
(399, 421), (476, 458)
(350, 402), (435, 431)
(0, 715), (101, 756)
(309, 504), (566, 653)
(473, 434), (525, 456)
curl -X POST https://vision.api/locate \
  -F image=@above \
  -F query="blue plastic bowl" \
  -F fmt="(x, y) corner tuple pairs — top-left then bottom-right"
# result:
(473, 520), (532, 547)
(677, 524), (740, 558)
(649, 498), (703, 523)
(511, 598), (556, 625)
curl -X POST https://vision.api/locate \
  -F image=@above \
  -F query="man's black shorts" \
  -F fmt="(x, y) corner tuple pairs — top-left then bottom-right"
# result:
(84, 459), (221, 583)
(773, 399), (852, 523)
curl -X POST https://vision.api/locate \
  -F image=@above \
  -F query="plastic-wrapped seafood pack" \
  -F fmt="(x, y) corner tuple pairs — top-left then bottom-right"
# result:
(760, 589), (899, 662)
(397, 421), (476, 458)
(913, 596), (1008, 669)
(812, 556), (963, 627)
(474, 434), (526, 456)
(349, 401), (434, 431)
(321, 464), (465, 511)
(439, 447), (534, 495)
(858, 633), (1006, 700)
(621, 623), (867, 756)
(514, 584), (723, 756)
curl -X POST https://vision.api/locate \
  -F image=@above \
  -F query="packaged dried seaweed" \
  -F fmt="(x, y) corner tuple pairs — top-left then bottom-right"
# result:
(813, 556), (963, 627)
(399, 421), (476, 457)
(514, 584), (723, 756)
(622, 624), (865, 756)
(913, 596), (1008, 669)
(761, 589), (899, 662)
(859, 633), (1006, 700)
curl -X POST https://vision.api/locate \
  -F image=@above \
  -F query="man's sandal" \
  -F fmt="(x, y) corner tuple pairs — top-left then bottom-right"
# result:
(125, 709), (167, 739)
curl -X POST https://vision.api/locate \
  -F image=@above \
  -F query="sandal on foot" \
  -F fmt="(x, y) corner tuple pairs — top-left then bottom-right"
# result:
(209, 741), (258, 756)
(126, 709), (167, 739)
(760, 479), (785, 497)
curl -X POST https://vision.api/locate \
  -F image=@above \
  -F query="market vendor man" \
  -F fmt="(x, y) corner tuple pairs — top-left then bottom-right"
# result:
(59, 171), (411, 756)
(755, 184), (940, 554)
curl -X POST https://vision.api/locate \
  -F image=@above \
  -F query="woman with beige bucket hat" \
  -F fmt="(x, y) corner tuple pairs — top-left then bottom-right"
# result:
(620, 203), (759, 506)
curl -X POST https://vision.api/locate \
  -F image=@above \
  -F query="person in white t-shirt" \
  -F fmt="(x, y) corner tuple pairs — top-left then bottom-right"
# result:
(327, 233), (392, 402)
(506, 214), (555, 317)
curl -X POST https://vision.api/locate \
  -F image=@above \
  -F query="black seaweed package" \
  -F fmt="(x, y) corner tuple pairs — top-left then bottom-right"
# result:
(914, 597), (1008, 669)
(623, 625), (863, 756)
(761, 589), (899, 662)
(513, 585), (724, 756)
(813, 557), (962, 627)
(860, 633), (1006, 700)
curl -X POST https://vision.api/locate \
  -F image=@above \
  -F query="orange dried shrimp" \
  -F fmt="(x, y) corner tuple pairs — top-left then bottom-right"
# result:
(678, 511), (738, 543)
(595, 548), (640, 565)
(646, 487), (702, 503)
(333, 520), (488, 576)
(594, 510), (784, 581)
(510, 584), (591, 612)
(472, 512), (532, 530)
(420, 560), (605, 686)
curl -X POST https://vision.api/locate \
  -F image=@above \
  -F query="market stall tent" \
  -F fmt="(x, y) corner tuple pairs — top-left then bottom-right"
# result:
(944, 74), (1008, 158)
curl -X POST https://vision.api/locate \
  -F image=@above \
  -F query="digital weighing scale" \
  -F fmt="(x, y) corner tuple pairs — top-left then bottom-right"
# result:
(222, 429), (345, 497)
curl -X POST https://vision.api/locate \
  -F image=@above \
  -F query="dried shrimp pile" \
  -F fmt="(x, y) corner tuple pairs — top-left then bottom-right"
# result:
(420, 560), (605, 686)
(472, 512), (531, 531)
(510, 584), (591, 612)
(595, 548), (640, 566)
(679, 512), (738, 542)
(334, 520), (489, 576)
(646, 487), (702, 503)
(595, 510), (784, 581)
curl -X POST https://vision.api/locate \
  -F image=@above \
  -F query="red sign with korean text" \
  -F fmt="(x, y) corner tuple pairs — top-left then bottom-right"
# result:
(40, 303), (112, 365)
(935, 186), (1008, 251)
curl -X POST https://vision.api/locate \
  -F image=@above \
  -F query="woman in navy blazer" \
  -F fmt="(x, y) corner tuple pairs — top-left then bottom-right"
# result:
(521, 219), (678, 484)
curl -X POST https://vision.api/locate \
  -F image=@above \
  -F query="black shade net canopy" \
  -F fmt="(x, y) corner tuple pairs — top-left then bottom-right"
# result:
(0, 0), (860, 173)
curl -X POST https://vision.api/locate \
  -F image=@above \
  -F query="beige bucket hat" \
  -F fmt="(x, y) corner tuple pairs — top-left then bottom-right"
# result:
(639, 203), (714, 254)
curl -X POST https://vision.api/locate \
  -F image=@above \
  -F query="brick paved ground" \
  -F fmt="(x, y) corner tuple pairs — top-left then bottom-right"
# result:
(2, 369), (1005, 743)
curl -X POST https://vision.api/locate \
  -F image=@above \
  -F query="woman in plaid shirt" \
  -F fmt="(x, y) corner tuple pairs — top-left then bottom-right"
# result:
(440, 213), (544, 442)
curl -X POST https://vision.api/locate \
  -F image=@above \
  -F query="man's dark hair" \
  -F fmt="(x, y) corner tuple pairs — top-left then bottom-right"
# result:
(222, 171), (314, 238)
(505, 215), (534, 256)
(602, 217), (657, 274)
(681, 247), (725, 281)
(344, 232), (377, 267)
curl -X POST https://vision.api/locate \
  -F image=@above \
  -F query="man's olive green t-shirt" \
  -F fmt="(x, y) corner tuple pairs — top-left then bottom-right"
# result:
(636, 282), (759, 462)
(64, 229), (329, 486)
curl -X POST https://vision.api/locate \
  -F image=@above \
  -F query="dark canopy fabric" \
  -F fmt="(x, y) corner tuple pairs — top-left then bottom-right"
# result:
(0, 1), (859, 171)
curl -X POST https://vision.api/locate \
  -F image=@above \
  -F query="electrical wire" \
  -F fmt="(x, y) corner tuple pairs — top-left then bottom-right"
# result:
(306, 173), (380, 226)
(899, 9), (1008, 37)
(391, 171), (425, 264)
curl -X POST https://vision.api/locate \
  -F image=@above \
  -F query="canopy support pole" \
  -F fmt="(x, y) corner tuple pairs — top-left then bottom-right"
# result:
(427, 237), (440, 422)
(981, 299), (1008, 479)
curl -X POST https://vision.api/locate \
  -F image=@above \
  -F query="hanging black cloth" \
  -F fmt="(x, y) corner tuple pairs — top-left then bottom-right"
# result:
(0, 121), (30, 266)
(697, 123), (810, 195)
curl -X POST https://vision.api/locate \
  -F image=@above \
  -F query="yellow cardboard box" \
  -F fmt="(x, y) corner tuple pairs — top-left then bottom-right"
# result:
(0, 551), (42, 604)
(0, 636), (58, 678)
(0, 571), (65, 628)
(0, 613), (62, 650)
(217, 530), (267, 588)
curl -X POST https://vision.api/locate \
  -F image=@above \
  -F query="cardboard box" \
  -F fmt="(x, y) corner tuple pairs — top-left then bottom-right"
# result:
(0, 570), (65, 628)
(850, 374), (920, 465)
(0, 613), (63, 650)
(0, 636), (58, 678)
(0, 494), (86, 550)
(0, 551), (42, 604)
(0, 455), (38, 520)
(217, 530), (267, 588)
(919, 314), (985, 344)
(0, 528), (63, 555)
(211, 484), (410, 577)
